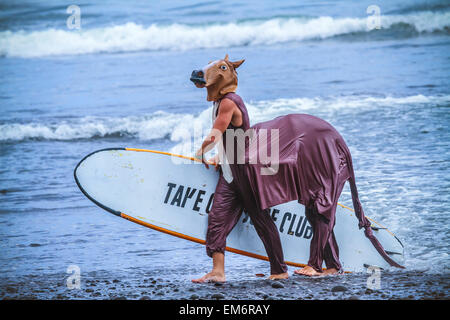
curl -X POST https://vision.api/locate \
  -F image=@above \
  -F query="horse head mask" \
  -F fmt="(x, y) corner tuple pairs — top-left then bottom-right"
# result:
(190, 54), (245, 101)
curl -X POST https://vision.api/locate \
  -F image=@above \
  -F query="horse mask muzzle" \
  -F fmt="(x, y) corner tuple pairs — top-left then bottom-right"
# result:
(190, 70), (206, 85)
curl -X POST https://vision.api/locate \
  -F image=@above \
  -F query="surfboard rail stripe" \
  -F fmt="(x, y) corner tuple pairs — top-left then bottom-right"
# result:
(120, 212), (310, 268)
(125, 147), (201, 163)
(120, 213), (353, 272)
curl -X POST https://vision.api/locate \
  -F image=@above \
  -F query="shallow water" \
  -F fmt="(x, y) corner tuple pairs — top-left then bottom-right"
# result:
(0, 0), (449, 299)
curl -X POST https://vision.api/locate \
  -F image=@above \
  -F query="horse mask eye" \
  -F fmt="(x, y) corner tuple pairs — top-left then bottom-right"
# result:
(220, 65), (227, 71)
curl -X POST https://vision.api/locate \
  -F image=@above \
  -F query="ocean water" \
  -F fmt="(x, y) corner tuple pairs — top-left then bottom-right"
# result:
(0, 0), (449, 299)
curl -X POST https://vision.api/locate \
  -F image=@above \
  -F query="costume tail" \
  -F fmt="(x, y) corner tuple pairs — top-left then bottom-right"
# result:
(347, 154), (405, 269)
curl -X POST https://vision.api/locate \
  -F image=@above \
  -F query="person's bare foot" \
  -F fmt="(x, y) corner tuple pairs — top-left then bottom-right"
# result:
(294, 266), (322, 277)
(268, 272), (289, 280)
(191, 271), (225, 283)
(322, 268), (339, 276)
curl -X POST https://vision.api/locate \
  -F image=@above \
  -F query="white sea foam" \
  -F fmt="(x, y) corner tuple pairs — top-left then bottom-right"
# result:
(1, 94), (448, 143)
(170, 94), (450, 155)
(0, 111), (194, 142)
(0, 11), (449, 58)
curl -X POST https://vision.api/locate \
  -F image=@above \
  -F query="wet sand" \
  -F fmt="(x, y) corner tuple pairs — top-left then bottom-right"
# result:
(1, 269), (448, 300)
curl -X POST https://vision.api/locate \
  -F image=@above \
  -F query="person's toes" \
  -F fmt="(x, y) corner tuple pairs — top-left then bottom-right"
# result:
(268, 273), (288, 280)
(294, 267), (311, 275)
(192, 275), (209, 283)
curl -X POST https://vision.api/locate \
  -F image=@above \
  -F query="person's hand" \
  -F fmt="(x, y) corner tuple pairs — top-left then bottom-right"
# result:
(195, 150), (209, 169)
(208, 154), (220, 171)
(201, 156), (210, 169)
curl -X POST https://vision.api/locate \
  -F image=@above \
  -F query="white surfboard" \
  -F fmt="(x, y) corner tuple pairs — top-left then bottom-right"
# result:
(74, 148), (404, 272)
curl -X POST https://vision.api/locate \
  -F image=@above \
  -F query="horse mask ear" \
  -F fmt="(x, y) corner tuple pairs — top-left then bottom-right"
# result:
(224, 54), (245, 70)
(231, 59), (245, 69)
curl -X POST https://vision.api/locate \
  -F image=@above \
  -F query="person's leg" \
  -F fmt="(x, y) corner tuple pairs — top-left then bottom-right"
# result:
(321, 200), (343, 274)
(248, 208), (288, 279)
(294, 206), (325, 276)
(322, 230), (341, 275)
(322, 172), (349, 275)
(192, 176), (243, 283)
(298, 163), (350, 276)
(320, 209), (341, 275)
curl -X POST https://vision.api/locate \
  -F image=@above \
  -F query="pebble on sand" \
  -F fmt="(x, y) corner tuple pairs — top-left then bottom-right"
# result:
(211, 293), (225, 299)
(331, 285), (348, 293)
(271, 282), (284, 289)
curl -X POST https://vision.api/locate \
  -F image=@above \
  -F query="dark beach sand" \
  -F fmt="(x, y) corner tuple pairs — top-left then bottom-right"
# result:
(1, 269), (448, 300)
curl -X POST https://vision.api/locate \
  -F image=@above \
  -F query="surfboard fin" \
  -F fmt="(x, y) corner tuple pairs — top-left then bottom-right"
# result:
(385, 250), (403, 256)
(363, 263), (384, 270)
(370, 225), (387, 231)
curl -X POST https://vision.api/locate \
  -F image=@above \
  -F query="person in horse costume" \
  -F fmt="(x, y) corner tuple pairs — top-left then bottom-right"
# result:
(190, 54), (404, 283)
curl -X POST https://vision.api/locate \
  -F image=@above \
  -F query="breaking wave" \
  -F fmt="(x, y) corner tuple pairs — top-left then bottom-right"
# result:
(0, 11), (449, 58)
(1, 94), (449, 143)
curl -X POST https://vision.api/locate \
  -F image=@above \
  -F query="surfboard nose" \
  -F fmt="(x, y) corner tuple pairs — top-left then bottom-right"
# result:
(73, 147), (126, 217)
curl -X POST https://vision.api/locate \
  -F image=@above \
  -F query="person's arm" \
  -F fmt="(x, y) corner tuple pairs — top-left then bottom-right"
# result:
(195, 98), (235, 168)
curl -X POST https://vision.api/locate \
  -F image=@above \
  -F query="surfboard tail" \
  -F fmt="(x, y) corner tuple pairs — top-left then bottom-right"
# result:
(347, 156), (405, 269)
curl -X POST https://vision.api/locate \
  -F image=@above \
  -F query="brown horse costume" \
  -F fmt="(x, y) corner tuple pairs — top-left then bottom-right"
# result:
(191, 55), (404, 275)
